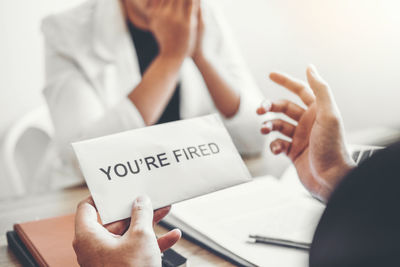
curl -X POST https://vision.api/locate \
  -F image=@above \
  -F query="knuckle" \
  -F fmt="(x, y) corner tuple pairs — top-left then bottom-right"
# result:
(324, 113), (340, 125)
(133, 203), (147, 213)
(281, 100), (290, 112)
(132, 226), (152, 238)
(275, 120), (284, 130)
(288, 101), (297, 111)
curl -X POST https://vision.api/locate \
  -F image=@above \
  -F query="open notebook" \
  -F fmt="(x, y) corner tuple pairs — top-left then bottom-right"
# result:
(162, 145), (382, 267)
(163, 171), (325, 267)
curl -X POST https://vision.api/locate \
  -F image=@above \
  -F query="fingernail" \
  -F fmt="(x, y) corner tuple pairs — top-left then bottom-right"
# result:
(174, 228), (182, 236)
(264, 121), (273, 131)
(261, 99), (272, 112)
(309, 64), (319, 77)
(135, 195), (148, 204)
(271, 143), (281, 153)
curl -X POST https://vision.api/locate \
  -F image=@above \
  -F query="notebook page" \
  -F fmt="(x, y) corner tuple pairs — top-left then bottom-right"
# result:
(169, 176), (325, 267)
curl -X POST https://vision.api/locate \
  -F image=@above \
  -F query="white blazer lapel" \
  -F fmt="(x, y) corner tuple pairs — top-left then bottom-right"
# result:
(90, 0), (141, 106)
(92, 0), (128, 63)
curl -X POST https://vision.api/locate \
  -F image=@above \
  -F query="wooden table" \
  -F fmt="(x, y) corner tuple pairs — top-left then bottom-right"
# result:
(0, 185), (235, 267)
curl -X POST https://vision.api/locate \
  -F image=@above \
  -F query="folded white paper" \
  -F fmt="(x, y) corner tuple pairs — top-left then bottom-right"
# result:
(72, 114), (251, 224)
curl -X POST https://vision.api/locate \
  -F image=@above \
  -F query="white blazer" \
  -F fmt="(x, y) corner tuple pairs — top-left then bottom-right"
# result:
(42, 0), (267, 188)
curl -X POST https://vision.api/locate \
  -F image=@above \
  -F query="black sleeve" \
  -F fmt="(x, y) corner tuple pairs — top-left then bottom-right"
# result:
(310, 142), (400, 267)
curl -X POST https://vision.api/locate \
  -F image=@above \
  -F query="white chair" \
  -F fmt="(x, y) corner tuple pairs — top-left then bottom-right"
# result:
(0, 105), (54, 198)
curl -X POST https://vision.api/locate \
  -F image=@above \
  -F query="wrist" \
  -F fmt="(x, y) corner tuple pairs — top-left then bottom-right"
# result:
(337, 152), (357, 181)
(321, 160), (356, 202)
(157, 52), (186, 68)
(192, 51), (207, 66)
(334, 161), (356, 184)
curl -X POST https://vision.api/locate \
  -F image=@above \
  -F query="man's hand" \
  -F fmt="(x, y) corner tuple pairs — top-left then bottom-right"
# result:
(73, 196), (181, 267)
(257, 65), (356, 202)
(149, 0), (200, 60)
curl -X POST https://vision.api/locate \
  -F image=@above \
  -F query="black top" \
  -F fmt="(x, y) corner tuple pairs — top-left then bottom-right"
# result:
(310, 142), (400, 266)
(128, 22), (180, 125)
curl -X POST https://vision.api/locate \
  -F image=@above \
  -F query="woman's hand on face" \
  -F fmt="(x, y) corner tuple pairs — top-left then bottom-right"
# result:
(257, 66), (356, 202)
(148, 0), (200, 60)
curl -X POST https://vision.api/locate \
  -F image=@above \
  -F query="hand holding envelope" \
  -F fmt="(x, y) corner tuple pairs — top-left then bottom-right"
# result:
(73, 114), (251, 224)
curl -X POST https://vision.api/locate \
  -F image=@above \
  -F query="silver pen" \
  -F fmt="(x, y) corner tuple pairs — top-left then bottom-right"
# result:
(248, 234), (311, 250)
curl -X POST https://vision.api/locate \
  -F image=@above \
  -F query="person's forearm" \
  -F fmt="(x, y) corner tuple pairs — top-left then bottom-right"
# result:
(128, 54), (184, 125)
(194, 54), (240, 118)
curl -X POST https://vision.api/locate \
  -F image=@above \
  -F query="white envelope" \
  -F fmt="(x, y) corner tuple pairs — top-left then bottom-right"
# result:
(72, 114), (251, 224)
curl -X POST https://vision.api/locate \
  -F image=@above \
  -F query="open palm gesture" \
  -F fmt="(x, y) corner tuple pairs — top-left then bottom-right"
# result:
(257, 66), (355, 201)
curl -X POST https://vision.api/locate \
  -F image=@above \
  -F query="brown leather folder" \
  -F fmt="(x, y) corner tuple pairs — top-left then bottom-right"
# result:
(14, 214), (78, 267)
(11, 214), (187, 267)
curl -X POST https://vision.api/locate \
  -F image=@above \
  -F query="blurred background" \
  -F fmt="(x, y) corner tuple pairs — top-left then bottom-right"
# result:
(1, 0), (400, 198)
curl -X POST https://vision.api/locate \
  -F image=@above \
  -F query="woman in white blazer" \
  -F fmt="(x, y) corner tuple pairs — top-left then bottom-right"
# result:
(42, 0), (266, 189)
